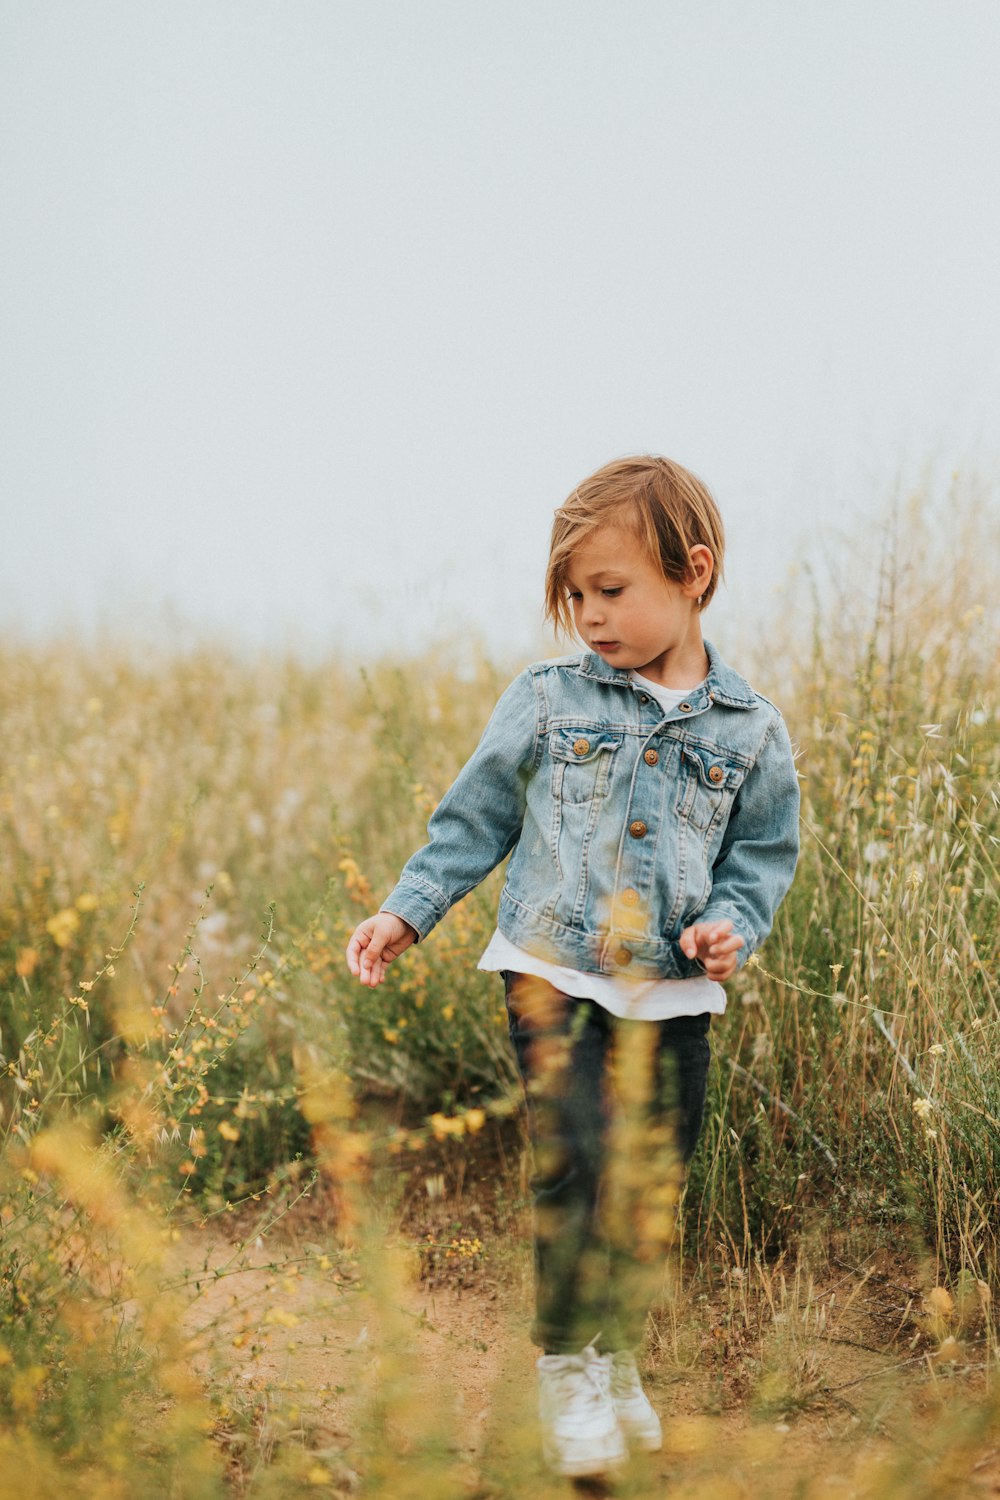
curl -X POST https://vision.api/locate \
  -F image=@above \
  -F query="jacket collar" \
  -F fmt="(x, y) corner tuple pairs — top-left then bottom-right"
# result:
(575, 638), (757, 710)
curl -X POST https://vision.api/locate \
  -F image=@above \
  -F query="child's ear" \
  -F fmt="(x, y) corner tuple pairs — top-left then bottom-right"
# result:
(684, 544), (714, 599)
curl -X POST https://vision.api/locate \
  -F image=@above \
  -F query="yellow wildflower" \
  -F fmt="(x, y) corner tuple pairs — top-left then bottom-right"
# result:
(264, 1307), (300, 1328)
(15, 948), (38, 978)
(46, 908), (80, 948)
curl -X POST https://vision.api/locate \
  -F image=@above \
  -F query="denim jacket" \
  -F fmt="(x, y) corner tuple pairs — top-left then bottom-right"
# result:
(382, 640), (800, 981)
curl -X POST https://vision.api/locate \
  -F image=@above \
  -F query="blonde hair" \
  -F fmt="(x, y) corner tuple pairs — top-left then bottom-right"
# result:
(544, 455), (726, 636)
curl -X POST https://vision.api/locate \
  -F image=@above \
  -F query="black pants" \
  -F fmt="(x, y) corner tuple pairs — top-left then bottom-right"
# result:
(503, 971), (711, 1356)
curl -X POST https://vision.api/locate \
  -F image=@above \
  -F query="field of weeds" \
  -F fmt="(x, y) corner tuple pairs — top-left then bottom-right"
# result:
(1, 477), (998, 1497)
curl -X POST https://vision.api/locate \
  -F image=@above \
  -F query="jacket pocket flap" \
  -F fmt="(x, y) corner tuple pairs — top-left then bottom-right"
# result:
(550, 728), (624, 764)
(681, 743), (748, 791)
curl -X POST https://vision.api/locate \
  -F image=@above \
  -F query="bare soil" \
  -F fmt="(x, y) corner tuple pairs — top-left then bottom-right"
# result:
(177, 1134), (1000, 1497)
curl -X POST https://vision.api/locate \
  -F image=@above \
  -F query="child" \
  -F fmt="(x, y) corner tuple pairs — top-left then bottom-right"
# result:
(346, 455), (799, 1478)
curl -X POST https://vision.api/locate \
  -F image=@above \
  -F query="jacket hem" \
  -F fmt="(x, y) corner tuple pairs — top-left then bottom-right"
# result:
(498, 888), (709, 981)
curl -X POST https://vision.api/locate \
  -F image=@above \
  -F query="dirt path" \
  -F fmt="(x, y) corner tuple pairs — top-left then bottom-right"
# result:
(175, 1191), (1000, 1499)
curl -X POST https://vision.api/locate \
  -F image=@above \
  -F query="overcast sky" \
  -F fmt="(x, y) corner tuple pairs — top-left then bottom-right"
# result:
(2, 2), (998, 661)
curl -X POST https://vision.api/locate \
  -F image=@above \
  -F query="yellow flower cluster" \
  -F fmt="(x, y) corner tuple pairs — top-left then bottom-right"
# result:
(429, 1108), (486, 1140)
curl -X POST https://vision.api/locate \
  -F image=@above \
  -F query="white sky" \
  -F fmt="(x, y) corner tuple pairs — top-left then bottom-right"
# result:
(2, 1), (998, 661)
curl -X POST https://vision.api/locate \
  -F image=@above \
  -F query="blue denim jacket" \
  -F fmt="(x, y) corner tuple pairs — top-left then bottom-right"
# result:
(382, 640), (800, 981)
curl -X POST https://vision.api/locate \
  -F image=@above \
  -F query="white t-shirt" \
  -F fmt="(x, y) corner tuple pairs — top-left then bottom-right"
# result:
(477, 670), (726, 1021)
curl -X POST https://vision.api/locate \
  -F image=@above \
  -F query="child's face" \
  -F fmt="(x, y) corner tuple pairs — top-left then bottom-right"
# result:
(564, 524), (709, 683)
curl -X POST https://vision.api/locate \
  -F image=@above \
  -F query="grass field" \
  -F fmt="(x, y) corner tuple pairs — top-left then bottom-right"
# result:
(1, 477), (997, 1495)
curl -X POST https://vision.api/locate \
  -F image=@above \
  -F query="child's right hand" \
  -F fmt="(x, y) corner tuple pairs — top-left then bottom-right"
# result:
(345, 912), (418, 987)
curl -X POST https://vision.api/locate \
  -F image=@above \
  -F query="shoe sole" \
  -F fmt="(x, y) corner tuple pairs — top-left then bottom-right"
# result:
(617, 1416), (665, 1452)
(542, 1436), (628, 1477)
(622, 1428), (663, 1452)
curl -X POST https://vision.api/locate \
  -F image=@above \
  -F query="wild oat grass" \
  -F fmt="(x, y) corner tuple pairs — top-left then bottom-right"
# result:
(0, 474), (997, 1492)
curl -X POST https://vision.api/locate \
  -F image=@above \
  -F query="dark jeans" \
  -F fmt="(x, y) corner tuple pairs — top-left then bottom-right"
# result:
(502, 970), (711, 1356)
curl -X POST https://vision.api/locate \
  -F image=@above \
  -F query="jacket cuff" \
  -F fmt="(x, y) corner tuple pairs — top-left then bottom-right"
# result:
(380, 874), (449, 943)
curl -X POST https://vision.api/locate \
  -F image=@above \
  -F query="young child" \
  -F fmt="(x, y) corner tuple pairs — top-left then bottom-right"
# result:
(346, 456), (799, 1478)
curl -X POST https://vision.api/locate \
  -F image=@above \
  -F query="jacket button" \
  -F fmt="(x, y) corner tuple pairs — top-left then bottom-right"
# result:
(638, 694), (649, 704)
(629, 820), (647, 839)
(621, 887), (639, 906)
(679, 702), (692, 713)
(573, 737), (590, 756)
(708, 764), (725, 783)
(644, 748), (659, 766)
(616, 947), (633, 966)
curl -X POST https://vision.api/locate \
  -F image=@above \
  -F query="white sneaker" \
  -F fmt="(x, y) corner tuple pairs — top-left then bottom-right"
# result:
(536, 1340), (627, 1477)
(609, 1349), (663, 1451)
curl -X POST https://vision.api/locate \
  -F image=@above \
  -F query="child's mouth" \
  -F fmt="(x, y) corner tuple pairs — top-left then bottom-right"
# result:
(593, 641), (620, 652)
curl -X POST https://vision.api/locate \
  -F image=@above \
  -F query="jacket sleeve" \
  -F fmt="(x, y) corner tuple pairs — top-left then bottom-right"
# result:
(379, 669), (541, 940)
(675, 713), (800, 975)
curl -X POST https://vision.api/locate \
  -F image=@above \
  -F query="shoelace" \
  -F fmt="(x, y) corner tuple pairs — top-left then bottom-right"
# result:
(547, 1343), (611, 1413)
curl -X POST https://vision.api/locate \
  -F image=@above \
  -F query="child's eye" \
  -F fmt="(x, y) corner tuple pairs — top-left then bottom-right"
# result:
(602, 587), (623, 597)
(567, 590), (582, 602)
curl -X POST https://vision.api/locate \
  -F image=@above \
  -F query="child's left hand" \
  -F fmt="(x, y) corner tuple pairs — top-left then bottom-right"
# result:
(679, 919), (744, 981)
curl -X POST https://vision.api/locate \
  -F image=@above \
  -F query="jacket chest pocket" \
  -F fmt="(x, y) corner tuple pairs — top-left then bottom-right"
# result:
(677, 743), (747, 830)
(550, 728), (623, 804)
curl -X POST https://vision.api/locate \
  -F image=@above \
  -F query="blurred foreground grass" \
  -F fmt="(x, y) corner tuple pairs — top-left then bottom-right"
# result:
(1, 476), (997, 1494)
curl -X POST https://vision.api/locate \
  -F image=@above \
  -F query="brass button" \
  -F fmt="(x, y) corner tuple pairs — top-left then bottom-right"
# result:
(573, 737), (590, 756)
(621, 887), (639, 907)
(679, 702), (692, 713)
(708, 764), (725, 784)
(644, 748), (659, 766)
(616, 947), (633, 967)
(638, 694), (649, 704)
(629, 819), (647, 839)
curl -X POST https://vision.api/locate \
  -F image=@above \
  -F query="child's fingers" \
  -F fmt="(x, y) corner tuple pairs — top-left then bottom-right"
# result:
(345, 922), (373, 977)
(347, 918), (390, 983)
(359, 956), (384, 987)
(680, 921), (716, 955)
(358, 944), (386, 987)
(707, 931), (743, 956)
(702, 931), (745, 980)
(360, 937), (388, 983)
(680, 919), (735, 958)
(703, 955), (738, 980)
(348, 915), (415, 986)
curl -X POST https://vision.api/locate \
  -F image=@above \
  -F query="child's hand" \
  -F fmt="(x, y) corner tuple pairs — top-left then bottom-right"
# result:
(346, 912), (418, 987)
(679, 919), (744, 982)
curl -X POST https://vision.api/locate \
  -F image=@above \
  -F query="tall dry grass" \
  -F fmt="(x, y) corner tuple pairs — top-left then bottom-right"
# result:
(0, 472), (997, 1491)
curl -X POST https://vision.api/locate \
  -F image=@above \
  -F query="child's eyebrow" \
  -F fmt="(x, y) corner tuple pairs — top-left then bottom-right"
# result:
(565, 569), (628, 587)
